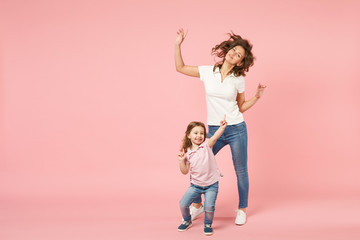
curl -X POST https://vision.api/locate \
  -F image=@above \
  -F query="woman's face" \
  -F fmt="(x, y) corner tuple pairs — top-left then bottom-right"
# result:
(225, 45), (245, 66)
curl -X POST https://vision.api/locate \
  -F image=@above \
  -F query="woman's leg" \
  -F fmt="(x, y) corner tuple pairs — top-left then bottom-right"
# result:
(227, 122), (249, 209)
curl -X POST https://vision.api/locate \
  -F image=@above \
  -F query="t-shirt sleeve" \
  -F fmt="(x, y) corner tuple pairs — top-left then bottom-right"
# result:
(204, 138), (211, 149)
(198, 65), (212, 82)
(236, 76), (246, 93)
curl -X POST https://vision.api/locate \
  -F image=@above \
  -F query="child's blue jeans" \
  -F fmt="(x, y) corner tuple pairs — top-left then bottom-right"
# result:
(179, 181), (219, 225)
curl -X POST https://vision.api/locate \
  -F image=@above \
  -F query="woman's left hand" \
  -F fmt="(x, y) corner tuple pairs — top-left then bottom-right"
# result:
(255, 83), (267, 99)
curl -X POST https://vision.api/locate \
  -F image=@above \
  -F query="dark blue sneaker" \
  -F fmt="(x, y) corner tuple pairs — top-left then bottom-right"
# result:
(178, 220), (192, 232)
(204, 224), (213, 235)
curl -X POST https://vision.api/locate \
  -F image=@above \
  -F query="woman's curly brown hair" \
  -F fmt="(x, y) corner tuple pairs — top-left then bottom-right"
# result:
(211, 32), (255, 77)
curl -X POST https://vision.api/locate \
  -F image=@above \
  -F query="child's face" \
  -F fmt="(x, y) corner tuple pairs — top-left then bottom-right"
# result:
(188, 126), (205, 146)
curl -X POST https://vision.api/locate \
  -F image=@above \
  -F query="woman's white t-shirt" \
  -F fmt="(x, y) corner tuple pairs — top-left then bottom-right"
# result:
(198, 65), (245, 126)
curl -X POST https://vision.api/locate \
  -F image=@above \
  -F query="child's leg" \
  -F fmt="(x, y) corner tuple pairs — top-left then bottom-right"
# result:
(179, 185), (201, 222)
(192, 195), (202, 208)
(203, 182), (219, 225)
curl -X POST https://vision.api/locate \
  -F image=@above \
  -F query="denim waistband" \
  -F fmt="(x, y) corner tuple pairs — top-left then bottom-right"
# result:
(190, 181), (219, 189)
(208, 121), (245, 128)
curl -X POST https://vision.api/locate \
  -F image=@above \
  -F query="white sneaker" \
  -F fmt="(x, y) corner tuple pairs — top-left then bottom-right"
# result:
(235, 209), (246, 225)
(190, 205), (204, 220)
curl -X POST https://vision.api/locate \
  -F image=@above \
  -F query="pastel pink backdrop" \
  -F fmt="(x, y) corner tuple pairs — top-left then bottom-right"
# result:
(1, 0), (359, 239)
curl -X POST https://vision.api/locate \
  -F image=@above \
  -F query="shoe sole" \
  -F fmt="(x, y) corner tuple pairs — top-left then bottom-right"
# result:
(178, 224), (192, 232)
(204, 232), (213, 236)
(235, 221), (246, 226)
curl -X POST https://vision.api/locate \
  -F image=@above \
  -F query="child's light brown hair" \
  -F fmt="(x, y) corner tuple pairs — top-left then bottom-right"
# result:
(181, 121), (207, 153)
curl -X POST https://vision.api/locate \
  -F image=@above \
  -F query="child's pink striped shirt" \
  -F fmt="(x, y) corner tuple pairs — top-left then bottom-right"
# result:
(186, 139), (221, 187)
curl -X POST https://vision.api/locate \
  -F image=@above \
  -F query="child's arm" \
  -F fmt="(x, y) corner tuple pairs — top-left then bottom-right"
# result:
(208, 115), (228, 148)
(178, 150), (190, 175)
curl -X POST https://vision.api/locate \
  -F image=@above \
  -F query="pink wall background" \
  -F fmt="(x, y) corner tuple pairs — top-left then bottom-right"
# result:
(1, 0), (360, 239)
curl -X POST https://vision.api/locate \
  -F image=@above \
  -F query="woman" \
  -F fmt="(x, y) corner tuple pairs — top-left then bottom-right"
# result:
(175, 28), (266, 225)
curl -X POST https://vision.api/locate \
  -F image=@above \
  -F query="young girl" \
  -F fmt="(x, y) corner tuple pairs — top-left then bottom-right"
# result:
(178, 117), (227, 236)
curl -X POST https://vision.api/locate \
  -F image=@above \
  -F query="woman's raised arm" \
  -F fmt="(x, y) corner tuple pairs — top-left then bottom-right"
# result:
(237, 84), (266, 113)
(175, 28), (200, 78)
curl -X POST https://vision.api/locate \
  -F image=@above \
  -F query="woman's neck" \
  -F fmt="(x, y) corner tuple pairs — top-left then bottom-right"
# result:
(220, 61), (235, 78)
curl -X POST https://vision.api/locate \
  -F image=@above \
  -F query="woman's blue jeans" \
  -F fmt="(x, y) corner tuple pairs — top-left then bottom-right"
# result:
(193, 121), (249, 209)
(179, 182), (219, 224)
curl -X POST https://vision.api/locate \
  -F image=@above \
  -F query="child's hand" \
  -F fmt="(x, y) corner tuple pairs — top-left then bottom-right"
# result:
(178, 149), (186, 162)
(220, 115), (227, 129)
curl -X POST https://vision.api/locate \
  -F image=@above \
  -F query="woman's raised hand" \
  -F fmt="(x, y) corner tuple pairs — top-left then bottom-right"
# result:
(175, 28), (188, 46)
(255, 83), (267, 99)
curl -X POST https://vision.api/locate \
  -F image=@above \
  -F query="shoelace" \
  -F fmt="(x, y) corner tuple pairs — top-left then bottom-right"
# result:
(182, 221), (191, 225)
(204, 224), (211, 228)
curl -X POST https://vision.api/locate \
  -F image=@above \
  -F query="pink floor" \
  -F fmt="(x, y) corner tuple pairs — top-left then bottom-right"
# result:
(1, 196), (359, 240)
